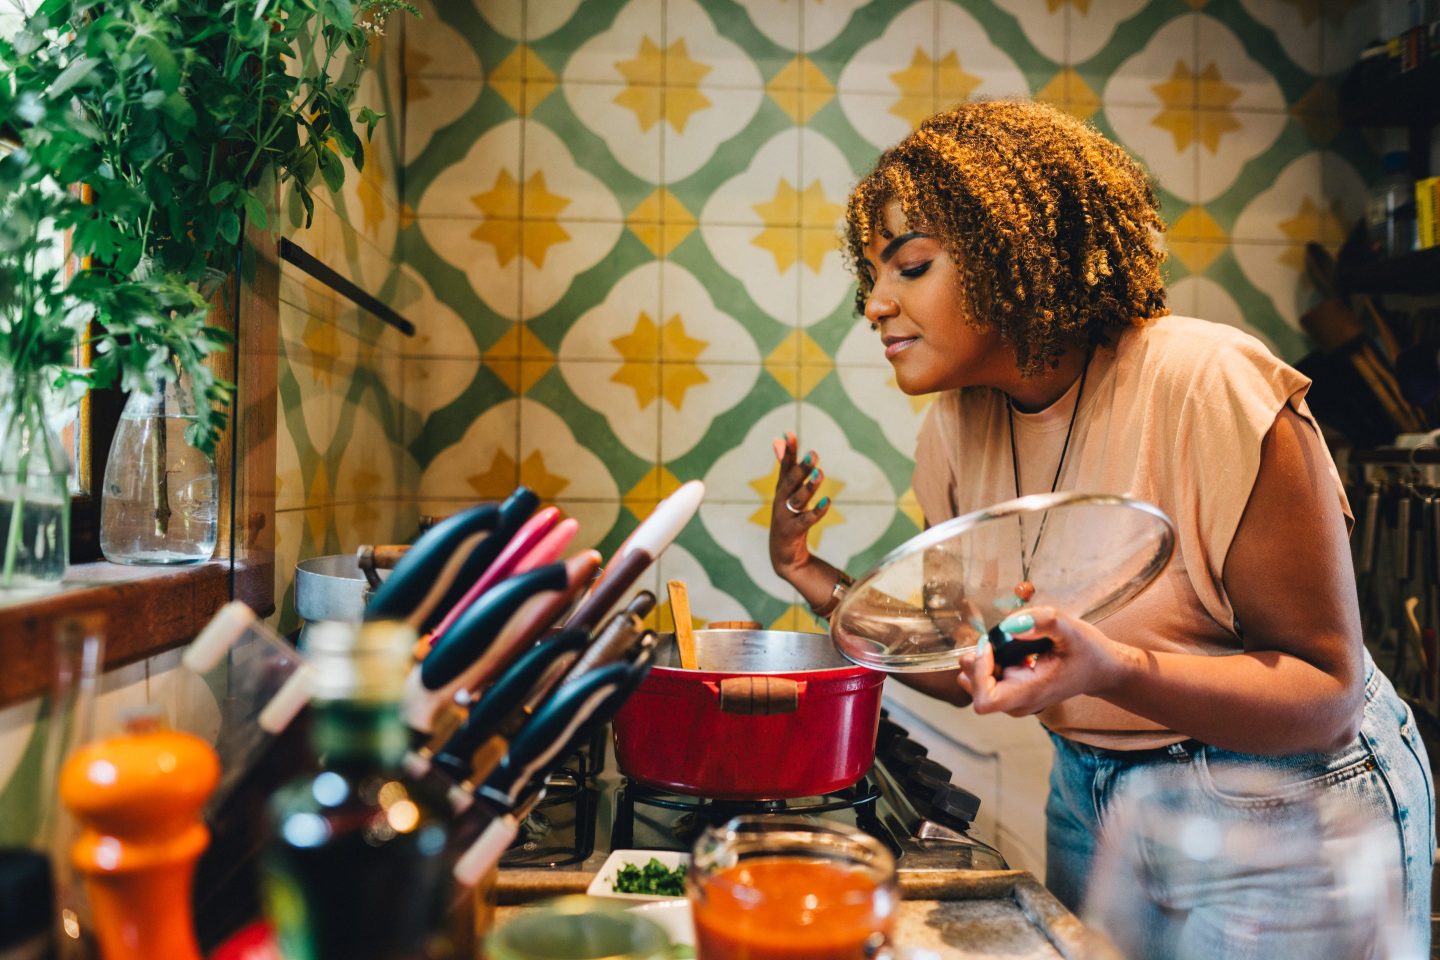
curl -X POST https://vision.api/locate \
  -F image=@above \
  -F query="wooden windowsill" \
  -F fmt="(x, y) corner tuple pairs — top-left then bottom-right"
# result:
(0, 558), (275, 708)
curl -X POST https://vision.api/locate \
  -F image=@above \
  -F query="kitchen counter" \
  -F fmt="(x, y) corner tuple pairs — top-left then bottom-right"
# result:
(494, 869), (1119, 959)
(202, 864), (1113, 959)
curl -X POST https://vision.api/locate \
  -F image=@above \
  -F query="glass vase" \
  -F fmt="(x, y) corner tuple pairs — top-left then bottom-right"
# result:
(0, 369), (72, 592)
(100, 370), (218, 565)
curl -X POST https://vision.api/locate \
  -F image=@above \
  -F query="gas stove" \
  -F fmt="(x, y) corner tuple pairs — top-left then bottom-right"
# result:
(498, 710), (1006, 876)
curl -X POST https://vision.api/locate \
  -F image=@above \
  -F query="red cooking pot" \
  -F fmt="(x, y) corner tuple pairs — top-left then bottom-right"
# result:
(612, 629), (885, 800)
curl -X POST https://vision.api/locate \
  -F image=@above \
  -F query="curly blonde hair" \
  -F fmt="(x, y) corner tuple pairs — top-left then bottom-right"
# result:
(844, 99), (1169, 375)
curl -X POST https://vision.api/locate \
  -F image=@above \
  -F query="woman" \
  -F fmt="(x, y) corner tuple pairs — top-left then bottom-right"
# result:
(769, 99), (1434, 950)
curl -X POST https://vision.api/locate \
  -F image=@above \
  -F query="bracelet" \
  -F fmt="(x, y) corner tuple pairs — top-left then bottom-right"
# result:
(810, 572), (854, 619)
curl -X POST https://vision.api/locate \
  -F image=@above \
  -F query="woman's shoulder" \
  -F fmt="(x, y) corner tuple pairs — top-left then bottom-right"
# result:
(1115, 314), (1300, 394)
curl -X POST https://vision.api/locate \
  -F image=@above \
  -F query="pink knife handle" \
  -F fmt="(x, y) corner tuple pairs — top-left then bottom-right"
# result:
(430, 507), (561, 645)
(513, 518), (579, 575)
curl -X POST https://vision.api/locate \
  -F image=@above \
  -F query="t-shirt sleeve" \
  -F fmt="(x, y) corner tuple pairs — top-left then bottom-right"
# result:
(912, 397), (958, 529)
(1169, 331), (1352, 631)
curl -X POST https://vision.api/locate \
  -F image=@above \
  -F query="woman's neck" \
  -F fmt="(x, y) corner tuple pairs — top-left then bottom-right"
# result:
(1002, 348), (1091, 413)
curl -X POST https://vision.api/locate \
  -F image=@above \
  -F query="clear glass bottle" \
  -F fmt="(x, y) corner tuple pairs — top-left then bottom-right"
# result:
(0, 369), (71, 592)
(262, 622), (455, 960)
(100, 370), (217, 565)
(1366, 150), (1418, 257)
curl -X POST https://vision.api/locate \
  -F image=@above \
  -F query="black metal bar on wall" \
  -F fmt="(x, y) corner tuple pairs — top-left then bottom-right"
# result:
(277, 237), (416, 337)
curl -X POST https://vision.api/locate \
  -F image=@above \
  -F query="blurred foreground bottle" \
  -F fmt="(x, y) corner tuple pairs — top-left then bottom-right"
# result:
(58, 709), (219, 960)
(262, 621), (455, 960)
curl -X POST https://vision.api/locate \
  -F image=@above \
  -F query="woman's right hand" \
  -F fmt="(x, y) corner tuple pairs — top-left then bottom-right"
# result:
(768, 432), (831, 582)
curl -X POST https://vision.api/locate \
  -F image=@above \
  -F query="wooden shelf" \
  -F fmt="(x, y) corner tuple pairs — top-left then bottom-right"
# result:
(1340, 246), (1440, 296)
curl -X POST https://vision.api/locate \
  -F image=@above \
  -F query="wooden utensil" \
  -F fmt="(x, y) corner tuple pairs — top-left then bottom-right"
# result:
(668, 579), (699, 670)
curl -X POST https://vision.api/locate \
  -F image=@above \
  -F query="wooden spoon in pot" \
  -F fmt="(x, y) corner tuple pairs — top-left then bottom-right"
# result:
(667, 579), (699, 670)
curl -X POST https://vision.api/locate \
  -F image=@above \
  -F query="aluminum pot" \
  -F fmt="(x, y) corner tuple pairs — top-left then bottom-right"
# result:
(611, 629), (885, 800)
(294, 555), (388, 647)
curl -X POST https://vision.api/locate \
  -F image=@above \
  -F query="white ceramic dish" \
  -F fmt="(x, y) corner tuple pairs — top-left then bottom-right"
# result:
(586, 849), (690, 902)
(625, 899), (695, 949)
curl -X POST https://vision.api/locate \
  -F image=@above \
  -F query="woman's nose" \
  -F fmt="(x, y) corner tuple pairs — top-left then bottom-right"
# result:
(865, 293), (898, 324)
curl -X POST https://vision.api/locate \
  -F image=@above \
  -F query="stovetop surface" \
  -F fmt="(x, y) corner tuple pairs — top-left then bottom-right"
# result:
(500, 716), (1007, 876)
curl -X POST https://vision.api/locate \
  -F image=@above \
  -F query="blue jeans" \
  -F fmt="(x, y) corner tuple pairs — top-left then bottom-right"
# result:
(1046, 656), (1434, 958)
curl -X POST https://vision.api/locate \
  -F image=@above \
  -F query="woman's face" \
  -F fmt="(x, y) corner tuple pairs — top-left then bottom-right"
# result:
(860, 201), (1011, 396)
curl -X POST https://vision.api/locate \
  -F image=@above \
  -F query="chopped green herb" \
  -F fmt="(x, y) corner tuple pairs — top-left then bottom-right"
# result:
(611, 857), (687, 896)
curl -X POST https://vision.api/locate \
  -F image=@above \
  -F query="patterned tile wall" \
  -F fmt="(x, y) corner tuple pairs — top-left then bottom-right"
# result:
(398, 0), (1387, 630)
(273, 29), (419, 637)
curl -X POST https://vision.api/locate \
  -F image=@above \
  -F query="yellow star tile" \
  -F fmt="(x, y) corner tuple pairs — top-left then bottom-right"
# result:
(488, 44), (555, 116)
(357, 143), (387, 239)
(935, 50), (982, 105)
(1037, 68), (1100, 121)
(613, 311), (661, 359)
(765, 331), (834, 398)
(472, 170), (520, 219)
(627, 189), (696, 257)
(1278, 195), (1343, 248)
(662, 362), (709, 411)
(612, 359), (660, 409)
(519, 449), (571, 500)
(301, 315), (341, 387)
(1167, 206), (1229, 274)
(660, 314), (708, 362)
(753, 224), (800, 274)
(523, 170), (571, 220)
(753, 178), (801, 226)
(800, 181), (846, 229)
(471, 218), (520, 267)
(1196, 62), (1242, 114)
(1291, 81), (1339, 146)
(624, 465), (684, 520)
(771, 604), (825, 632)
(468, 449), (518, 498)
(615, 38), (713, 133)
(888, 48), (937, 128)
(898, 486), (925, 532)
(521, 220), (571, 269)
(665, 37), (712, 87)
(306, 468), (331, 545)
(767, 56), (834, 124)
(746, 462), (845, 548)
(399, 203), (417, 230)
(1046, 0), (1093, 9)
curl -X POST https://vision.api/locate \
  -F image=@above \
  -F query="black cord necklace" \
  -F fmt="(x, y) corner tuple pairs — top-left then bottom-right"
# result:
(1007, 351), (1091, 601)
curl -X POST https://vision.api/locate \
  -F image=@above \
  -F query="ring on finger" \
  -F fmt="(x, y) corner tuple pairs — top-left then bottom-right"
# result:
(783, 498), (805, 514)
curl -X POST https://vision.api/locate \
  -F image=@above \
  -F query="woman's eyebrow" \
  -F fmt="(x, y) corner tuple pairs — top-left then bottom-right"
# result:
(879, 231), (927, 262)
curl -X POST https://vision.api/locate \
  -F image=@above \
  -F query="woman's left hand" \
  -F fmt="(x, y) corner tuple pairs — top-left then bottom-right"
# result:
(957, 607), (1130, 717)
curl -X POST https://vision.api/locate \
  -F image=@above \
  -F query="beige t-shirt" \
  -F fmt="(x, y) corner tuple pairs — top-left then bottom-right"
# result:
(911, 314), (1352, 750)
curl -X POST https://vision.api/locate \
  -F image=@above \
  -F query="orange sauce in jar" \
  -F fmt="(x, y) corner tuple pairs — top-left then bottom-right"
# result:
(691, 857), (895, 960)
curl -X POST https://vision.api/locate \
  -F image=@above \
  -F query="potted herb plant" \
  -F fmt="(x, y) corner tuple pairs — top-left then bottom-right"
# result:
(0, 0), (415, 580)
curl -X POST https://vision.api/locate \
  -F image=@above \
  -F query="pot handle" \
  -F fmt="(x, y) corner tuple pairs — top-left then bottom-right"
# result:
(708, 677), (806, 715)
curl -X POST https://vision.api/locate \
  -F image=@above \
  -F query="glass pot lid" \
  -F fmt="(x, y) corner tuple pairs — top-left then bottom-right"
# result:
(829, 492), (1176, 673)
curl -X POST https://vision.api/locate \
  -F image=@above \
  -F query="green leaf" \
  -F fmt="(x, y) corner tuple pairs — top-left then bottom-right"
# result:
(218, 209), (240, 245)
(317, 145), (344, 194)
(47, 56), (98, 99)
(209, 182), (237, 203)
(241, 191), (268, 230)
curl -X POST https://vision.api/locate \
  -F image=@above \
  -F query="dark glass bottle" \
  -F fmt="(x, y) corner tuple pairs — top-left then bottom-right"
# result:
(262, 621), (454, 960)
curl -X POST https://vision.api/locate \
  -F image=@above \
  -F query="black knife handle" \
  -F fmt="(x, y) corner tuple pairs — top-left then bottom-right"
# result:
(988, 624), (1053, 672)
(365, 502), (502, 622)
(420, 562), (568, 690)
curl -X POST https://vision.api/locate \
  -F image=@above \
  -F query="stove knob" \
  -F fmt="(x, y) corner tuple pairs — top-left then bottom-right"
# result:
(905, 758), (953, 794)
(928, 782), (982, 829)
(876, 718), (908, 752)
(883, 738), (928, 768)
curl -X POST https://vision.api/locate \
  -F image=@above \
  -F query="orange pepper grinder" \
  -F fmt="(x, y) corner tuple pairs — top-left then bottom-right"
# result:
(59, 709), (220, 960)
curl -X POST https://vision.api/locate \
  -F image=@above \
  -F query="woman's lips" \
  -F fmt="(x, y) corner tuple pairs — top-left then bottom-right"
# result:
(884, 337), (918, 359)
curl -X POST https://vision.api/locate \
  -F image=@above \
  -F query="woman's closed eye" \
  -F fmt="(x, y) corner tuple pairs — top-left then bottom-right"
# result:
(899, 261), (931, 279)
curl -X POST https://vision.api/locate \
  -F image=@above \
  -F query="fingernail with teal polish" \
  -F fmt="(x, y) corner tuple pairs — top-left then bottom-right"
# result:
(809, 468), (820, 483)
(999, 612), (1034, 635)
(817, 496), (830, 510)
(801, 452), (813, 467)
(975, 632), (991, 656)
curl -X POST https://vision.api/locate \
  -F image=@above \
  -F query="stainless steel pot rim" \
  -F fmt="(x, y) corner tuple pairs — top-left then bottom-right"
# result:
(650, 628), (877, 676)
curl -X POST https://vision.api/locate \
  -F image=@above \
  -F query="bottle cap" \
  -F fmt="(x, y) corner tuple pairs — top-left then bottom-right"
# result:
(304, 620), (416, 702)
(0, 847), (53, 950)
(1382, 150), (1410, 174)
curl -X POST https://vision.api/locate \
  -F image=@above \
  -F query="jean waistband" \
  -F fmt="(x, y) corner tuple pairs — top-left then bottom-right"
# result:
(1051, 732), (1205, 763)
